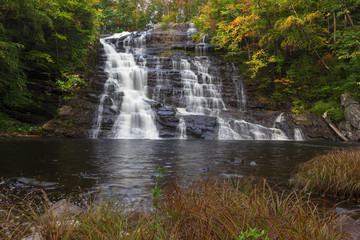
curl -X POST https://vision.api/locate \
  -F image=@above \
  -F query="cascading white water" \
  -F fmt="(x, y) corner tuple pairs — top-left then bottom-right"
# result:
(176, 117), (187, 139)
(92, 28), (303, 141)
(231, 63), (246, 112)
(152, 57), (165, 102)
(195, 35), (208, 55)
(187, 22), (198, 37)
(273, 112), (285, 128)
(294, 128), (305, 141)
(218, 119), (289, 140)
(178, 58), (226, 116)
(92, 32), (159, 139)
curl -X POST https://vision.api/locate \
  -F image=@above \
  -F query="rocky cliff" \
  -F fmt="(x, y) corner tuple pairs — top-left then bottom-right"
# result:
(42, 24), (339, 141)
(339, 94), (360, 141)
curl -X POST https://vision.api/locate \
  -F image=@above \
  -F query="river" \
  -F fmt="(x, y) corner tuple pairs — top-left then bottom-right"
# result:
(1, 139), (358, 204)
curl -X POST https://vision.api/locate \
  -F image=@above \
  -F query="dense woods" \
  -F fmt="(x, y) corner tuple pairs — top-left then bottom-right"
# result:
(193, 0), (360, 122)
(0, 0), (100, 130)
(0, 0), (359, 131)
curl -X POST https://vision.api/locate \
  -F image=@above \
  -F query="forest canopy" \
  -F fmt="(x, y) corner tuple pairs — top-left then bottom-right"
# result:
(192, 0), (360, 118)
(0, 0), (359, 129)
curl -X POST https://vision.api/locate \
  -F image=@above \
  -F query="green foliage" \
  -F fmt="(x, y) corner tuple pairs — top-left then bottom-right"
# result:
(191, 0), (360, 109)
(0, 0), (100, 122)
(291, 100), (306, 116)
(327, 107), (344, 123)
(310, 101), (344, 123)
(0, 112), (40, 134)
(56, 73), (87, 94)
(159, 22), (171, 30)
(151, 165), (167, 239)
(235, 227), (269, 240)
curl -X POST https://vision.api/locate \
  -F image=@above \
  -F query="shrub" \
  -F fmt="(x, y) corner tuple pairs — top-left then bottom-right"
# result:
(310, 100), (344, 123)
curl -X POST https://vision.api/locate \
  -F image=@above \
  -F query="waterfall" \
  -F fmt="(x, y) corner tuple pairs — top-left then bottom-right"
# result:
(91, 32), (159, 139)
(218, 119), (289, 140)
(91, 30), (303, 141)
(176, 117), (187, 139)
(231, 63), (246, 111)
(175, 57), (289, 141)
(273, 112), (285, 128)
(218, 118), (242, 140)
(152, 57), (167, 103)
(178, 58), (226, 116)
(187, 22), (198, 37)
(195, 35), (209, 55)
(294, 128), (305, 141)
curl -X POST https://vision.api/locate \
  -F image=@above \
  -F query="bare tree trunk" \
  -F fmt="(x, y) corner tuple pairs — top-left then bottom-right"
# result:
(345, 11), (354, 26)
(244, 38), (251, 61)
(333, 11), (336, 43)
(328, 16), (330, 32)
(344, 8), (347, 28)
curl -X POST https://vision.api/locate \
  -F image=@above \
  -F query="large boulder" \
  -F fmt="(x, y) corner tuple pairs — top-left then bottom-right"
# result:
(334, 214), (360, 239)
(339, 93), (360, 141)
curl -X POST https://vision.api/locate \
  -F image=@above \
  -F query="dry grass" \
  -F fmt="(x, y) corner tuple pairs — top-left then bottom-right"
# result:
(158, 178), (341, 240)
(1, 178), (346, 240)
(292, 149), (360, 199)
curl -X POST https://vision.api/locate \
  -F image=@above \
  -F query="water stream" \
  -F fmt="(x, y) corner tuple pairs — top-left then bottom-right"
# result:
(1, 139), (357, 203)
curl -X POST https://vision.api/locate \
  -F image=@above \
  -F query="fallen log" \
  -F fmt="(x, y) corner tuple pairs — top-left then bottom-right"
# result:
(322, 110), (349, 142)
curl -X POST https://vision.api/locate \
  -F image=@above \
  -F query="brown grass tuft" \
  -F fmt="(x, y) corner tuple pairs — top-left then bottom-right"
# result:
(158, 178), (341, 239)
(1, 178), (346, 239)
(292, 149), (360, 199)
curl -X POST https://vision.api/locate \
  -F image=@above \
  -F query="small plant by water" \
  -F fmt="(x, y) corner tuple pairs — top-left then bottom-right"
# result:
(234, 226), (269, 240)
(292, 149), (360, 199)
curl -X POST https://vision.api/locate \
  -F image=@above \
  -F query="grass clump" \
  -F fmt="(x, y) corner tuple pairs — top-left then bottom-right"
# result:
(159, 179), (340, 239)
(292, 149), (360, 199)
(1, 178), (346, 239)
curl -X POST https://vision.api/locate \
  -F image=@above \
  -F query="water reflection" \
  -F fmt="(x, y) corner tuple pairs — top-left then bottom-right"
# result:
(0, 139), (357, 202)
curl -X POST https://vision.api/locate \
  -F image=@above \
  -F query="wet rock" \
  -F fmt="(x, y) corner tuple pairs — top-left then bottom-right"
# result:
(334, 207), (359, 217)
(183, 115), (217, 139)
(339, 93), (360, 141)
(41, 43), (107, 138)
(58, 106), (72, 118)
(334, 214), (360, 240)
(47, 199), (83, 218)
(157, 107), (176, 117)
(293, 113), (339, 141)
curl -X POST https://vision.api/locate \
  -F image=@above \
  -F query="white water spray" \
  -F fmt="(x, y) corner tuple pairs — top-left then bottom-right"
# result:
(294, 128), (305, 141)
(92, 32), (159, 139)
(176, 117), (187, 139)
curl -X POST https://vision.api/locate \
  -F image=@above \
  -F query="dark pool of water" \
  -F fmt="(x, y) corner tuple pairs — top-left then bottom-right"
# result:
(0, 139), (358, 204)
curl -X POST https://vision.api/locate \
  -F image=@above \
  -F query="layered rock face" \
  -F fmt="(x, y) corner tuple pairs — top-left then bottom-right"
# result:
(43, 24), (338, 141)
(339, 94), (360, 141)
